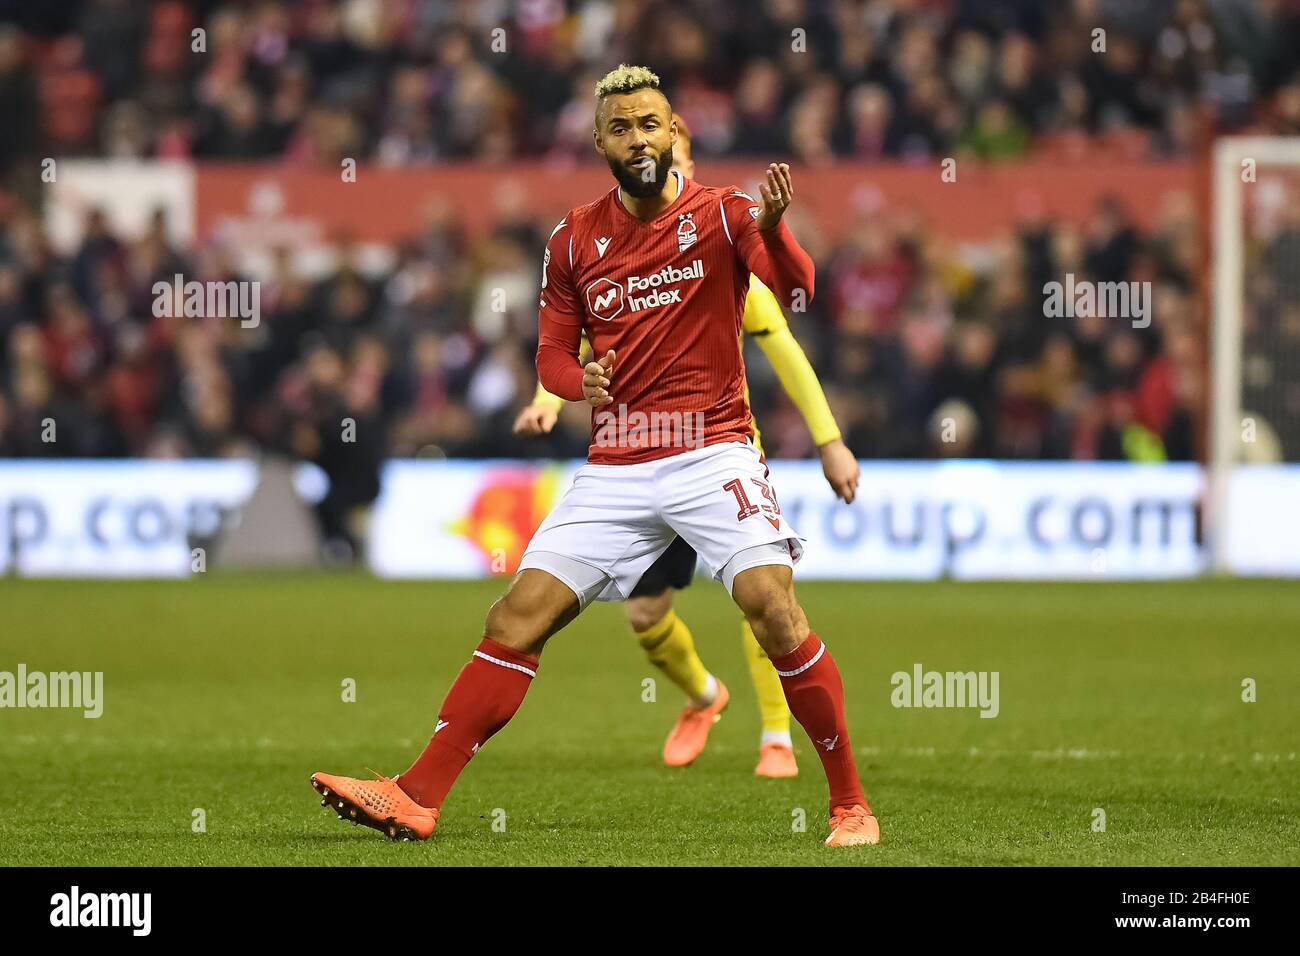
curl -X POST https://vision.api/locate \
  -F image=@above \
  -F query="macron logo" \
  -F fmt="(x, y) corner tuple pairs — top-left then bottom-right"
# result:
(819, 735), (839, 752)
(595, 236), (611, 258)
(435, 719), (449, 734)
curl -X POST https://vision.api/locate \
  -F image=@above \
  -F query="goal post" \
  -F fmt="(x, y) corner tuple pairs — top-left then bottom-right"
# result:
(1209, 136), (1300, 573)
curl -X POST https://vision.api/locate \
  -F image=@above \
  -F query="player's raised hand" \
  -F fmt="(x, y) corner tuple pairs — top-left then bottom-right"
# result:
(819, 438), (860, 504)
(582, 349), (616, 407)
(513, 402), (559, 435)
(755, 163), (794, 232)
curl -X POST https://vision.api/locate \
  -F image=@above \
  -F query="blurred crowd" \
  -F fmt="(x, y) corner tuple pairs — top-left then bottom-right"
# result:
(0, 186), (1210, 466)
(4, 0), (1300, 473)
(2, 0), (1300, 176)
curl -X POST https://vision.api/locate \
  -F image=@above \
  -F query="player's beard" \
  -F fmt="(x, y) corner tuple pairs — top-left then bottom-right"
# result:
(609, 146), (675, 198)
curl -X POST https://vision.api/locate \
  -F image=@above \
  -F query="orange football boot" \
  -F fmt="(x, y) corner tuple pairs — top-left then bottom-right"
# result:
(310, 771), (439, 841)
(825, 804), (880, 846)
(662, 679), (730, 767)
(754, 742), (799, 778)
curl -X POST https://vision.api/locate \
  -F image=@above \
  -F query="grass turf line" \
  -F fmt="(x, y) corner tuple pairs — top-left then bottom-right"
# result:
(1, 576), (1297, 866)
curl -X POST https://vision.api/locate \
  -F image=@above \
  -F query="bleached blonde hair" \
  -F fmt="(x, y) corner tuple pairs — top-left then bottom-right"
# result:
(594, 64), (662, 101)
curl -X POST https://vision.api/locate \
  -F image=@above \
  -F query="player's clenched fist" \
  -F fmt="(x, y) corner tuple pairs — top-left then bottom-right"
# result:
(512, 403), (559, 435)
(755, 162), (794, 232)
(582, 349), (616, 407)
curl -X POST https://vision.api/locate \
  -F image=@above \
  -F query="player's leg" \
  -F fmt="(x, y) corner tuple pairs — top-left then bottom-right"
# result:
(626, 537), (730, 765)
(659, 441), (876, 844)
(628, 546), (714, 708)
(638, 485), (791, 774)
(742, 618), (798, 777)
(311, 566), (585, 840)
(311, 459), (674, 840)
(393, 567), (582, 807)
(629, 590), (717, 707)
(395, 461), (672, 811)
(726, 559), (878, 845)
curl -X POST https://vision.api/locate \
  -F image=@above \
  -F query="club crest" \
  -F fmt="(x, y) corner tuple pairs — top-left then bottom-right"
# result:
(677, 212), (698, 253)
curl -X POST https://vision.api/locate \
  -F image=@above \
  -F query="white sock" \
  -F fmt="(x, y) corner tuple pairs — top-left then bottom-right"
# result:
(760, 730), (793, 749)
(691, 673), (718, 708)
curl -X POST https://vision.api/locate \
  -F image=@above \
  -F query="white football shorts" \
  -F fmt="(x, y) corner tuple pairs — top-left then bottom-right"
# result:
(518, 440), (805, 607)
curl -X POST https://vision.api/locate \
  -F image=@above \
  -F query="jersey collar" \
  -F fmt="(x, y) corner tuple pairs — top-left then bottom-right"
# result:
(613, 169), (688, 224)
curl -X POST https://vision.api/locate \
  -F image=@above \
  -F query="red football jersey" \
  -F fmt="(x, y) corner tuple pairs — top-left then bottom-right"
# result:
(537, 169), (814, 465)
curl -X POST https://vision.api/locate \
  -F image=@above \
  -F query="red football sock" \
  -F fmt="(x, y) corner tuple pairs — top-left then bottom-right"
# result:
(397, 637), (538, 809)
(771, 632), (869, 813)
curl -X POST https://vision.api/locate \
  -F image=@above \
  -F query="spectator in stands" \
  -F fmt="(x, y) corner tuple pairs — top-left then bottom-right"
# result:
(3, 0), (1286, 465)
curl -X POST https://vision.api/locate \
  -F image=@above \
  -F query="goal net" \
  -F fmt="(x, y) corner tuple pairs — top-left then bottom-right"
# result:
(1210, 137), (1300, 573)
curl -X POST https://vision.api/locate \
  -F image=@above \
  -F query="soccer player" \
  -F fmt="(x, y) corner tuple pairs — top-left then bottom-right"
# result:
(512, 114), (860, 779)
(311, 65), (879, 847)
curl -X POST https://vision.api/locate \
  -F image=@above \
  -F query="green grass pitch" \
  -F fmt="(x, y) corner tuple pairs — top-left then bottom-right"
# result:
(2, 575), (1298, 866)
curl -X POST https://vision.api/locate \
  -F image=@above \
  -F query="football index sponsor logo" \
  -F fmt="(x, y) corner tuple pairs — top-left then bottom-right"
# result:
(585, 260), (707, 321)
(50, 886), (151, 936)
(0, 664), (103, 718)
(627, 259), (704, 311)
(585, 277), (625, 322)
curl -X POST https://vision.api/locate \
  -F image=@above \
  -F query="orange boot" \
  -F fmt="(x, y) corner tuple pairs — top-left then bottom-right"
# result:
(310, 772), (439, 841)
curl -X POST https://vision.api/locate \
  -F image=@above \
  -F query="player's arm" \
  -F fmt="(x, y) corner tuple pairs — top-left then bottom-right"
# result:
(514, 332), (594, 435)
(745, 280), (859, 503)
(533, 226), (616, 408)
(728, 163), (815, 309)
(535, 218), (588, 401)
(746, 281), (840, 446)
(531, 382), (566, 412)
